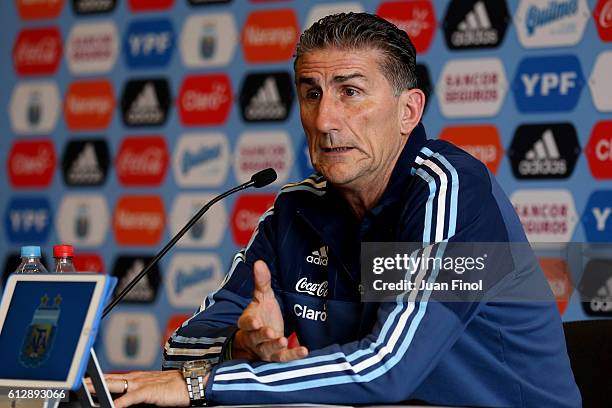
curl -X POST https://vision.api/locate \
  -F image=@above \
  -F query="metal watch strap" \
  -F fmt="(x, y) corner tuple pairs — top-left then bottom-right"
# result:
(185, 373), (207, 406)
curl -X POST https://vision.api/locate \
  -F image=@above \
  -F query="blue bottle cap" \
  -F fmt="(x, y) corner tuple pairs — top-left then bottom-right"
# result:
(21, 246), (41, 257)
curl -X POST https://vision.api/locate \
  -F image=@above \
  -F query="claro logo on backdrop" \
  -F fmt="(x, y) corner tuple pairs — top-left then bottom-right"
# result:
(586, 121), (612, 179)
(230, 194), (275, 246)
(8, 139), (56, 188)
(376, 0), (436, 53)
(178, 74), (232, 126)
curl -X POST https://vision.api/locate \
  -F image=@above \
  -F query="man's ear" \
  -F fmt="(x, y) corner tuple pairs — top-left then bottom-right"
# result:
(399, 88), (425, 136)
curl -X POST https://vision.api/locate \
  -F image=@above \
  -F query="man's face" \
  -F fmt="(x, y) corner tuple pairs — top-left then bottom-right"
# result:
(295, 47), (408, 189)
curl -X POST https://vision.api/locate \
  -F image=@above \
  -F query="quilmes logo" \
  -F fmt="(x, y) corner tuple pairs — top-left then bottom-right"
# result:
(442, 0), (509, 50)
(515, 0), (588, 48)
(539, 257), (572, 315)
(586, 121), (612, 179)
(124, 18), (175, 68)
(66, 22), (119, 74)
(169, 194), (227, 248)
(112, 256), (160, 303)
(13, 27), (62, 76)
(511, 189), (577, 244)
(589, 51), (612, 113)
(306, 246), (329, 267)
(513, 55), (584, 113)
(64, 80), (115, 130)
(121, 78), (171, 127)
(230, 193), (275, 246)
(113, 195), (165, 246)
(104, 312), (159, 367)
(295, 277), (329, 298)
(116, 136), (168, 186)
(582, 190), (612, 242)
(437, 58), (507, 118)
(579, 259), (612, 317)
(234, 131), (293, 186)
(239, 72), (294, 122)
(594, 0), (612, 41)
(509, 123), (580, 180)
(166, 254), (223, 308)
(180, 13), (237, 68)
(61, 139), (110, 186)
(5, 197), (52, 243)
(173, 133), (229, 187)
(56, 194), (109, 246)
(8, 140), (56, 188)
(71, 0), (117, 14)
(439, 125), (503, 174)
(10, 82), (60, 135)
(242, 9), (299, 63)
(376, 0), (436, 53)
(178, 74), (232, 126)
(17, 0), (64, 20)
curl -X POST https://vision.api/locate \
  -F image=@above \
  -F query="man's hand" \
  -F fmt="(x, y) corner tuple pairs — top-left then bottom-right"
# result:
(233, 260), (309, 362)
(85, 370), (191, 408)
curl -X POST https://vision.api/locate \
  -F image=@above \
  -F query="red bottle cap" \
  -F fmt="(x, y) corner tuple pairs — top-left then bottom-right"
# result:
(53, 244), (74, 258)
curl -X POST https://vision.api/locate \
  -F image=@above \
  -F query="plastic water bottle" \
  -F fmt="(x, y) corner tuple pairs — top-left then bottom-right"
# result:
(16, 246), (49, 274)
(53, 244), (76, 273)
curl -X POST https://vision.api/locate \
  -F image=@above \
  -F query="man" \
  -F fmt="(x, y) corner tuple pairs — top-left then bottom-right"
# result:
(98, 13), (580, 407)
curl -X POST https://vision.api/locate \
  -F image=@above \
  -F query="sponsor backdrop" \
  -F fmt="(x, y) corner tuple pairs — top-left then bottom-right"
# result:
(1, 0), (611, 371)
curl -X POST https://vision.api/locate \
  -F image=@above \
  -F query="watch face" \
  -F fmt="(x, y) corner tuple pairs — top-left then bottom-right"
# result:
(183, 359), (213, 376)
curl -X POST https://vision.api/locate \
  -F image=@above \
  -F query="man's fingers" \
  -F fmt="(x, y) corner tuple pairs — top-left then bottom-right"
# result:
(113, 388), (147, 408)
(247, 326), (281, 346)
(270, 346), (309, 363)
(255, 337), (290, 360)
(253, 260), (272, 297)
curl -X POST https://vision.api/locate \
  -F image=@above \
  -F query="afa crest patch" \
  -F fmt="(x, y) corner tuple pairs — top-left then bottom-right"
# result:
(20, 293), (61, 367)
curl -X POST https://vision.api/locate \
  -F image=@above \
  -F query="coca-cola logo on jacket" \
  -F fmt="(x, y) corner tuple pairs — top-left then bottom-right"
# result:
(8, 139), (56, 188)
(13, 27), (62, 76)
(116, 136), (169, 186)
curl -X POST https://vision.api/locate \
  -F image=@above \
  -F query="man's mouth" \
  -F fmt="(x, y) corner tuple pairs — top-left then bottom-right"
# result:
(322, 147), (353, 153)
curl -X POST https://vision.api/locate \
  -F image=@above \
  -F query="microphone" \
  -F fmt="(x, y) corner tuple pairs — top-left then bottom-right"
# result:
(102, 168), (277, 318)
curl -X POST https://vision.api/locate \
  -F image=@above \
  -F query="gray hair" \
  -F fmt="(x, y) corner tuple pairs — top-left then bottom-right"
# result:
(294, 12), (418, 96)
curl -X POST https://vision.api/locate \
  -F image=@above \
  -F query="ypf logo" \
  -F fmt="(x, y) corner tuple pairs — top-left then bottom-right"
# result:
(515, 0), (589, 48)
(589, 51), (612, 112)
(124, 18), (175, 68)
(71, 0), (116, 14)
(128, 0), (174, 11)
(442, 0), (509, 50)
(438, 125), (503, 174)
(234, 131), (293, 186)
(8, 139), (56, 188)
(242, 9), (299, 63)
(169, 194), (227, 248)
(4, 197), (52, 244)
(582, 190), (612, 242)
(116, 136), (169, 187)
(508, 123), (580, 180)
(579, 259), (612, 317)
(104, 312), (160, 367)
(539, 257), (573, 315)
(594, 0), (612, 41)
(512, 55), (584, 113)
(231, 193), (275, 246)
(113, 195), (165, 246)
(17, 0), (64, 20)
(56, 194), (109, 246)
(10, 82), (60, 135)
(180, 13), (237, 68)
(376, 0), (436, 53)
(586, 121), (612, 179)
(166, 254), (223, 308)
(13, 27), (62, 76)
(178, 74), (232, 126)
(121, 78), (171, 127)
(61, 139), (110, 187)
(112, 255), (160, 303)
(437, 58), (507, 118)
(66, 22), (119, 75)
(511, 189), (577, 244)
(64, 80), (115, 130)
(239, 72), (294, 122)
(172, 133), (230, 187)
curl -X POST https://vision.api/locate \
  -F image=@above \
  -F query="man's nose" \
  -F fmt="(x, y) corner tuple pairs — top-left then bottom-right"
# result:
(315, 93), (341, 134)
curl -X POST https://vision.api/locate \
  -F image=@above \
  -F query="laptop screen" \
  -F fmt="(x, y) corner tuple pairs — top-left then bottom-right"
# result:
(0, 280), (97, 381)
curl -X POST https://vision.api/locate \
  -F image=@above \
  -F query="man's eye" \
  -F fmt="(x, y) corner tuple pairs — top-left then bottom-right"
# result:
(344, 88), (359, 97)
(305, 90), (321, 100)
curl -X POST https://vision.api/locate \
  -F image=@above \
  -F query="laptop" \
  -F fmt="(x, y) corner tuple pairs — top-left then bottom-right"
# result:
(0, 273), (115, 392)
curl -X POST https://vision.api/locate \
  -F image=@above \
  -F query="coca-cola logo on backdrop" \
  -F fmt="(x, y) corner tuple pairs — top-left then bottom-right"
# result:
(13, 27), (62, 76)
(116, 136), (169, 186)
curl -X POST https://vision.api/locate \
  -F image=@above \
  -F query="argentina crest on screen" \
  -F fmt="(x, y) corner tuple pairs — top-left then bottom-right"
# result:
(20, 293), (61, 367)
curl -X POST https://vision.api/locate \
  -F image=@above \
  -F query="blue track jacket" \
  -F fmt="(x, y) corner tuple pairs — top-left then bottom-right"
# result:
(163, 123), (581, 407)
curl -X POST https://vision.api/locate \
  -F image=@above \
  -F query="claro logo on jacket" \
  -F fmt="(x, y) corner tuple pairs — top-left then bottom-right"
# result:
(113, 195), (165, 246)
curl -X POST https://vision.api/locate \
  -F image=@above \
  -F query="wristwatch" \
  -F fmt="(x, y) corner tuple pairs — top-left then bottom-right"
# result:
(182, 359), (213, 406)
